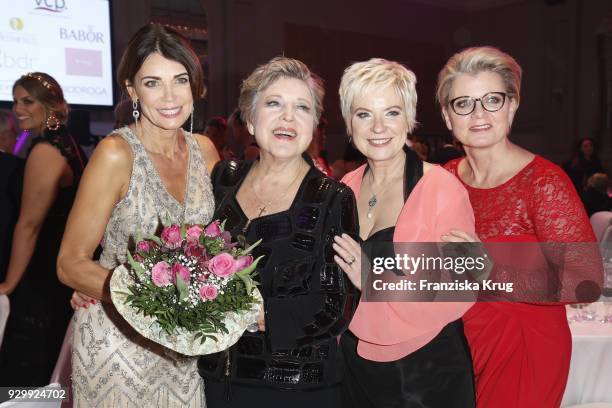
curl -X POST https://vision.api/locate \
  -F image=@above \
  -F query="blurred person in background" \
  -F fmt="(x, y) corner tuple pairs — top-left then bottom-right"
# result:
(204, 115), (227, 155)
(0, 110), (24, 280)
(0, 72), (87, 386)
(581, 172), (611, 216)
(563, 136), (605, 193)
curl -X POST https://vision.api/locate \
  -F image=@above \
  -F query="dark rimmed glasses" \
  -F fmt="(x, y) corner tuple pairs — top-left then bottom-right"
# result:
(449, 92), (507, 115)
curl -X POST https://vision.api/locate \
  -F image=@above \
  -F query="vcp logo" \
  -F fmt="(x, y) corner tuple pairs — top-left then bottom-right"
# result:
(34, 0), (67, 13)
(9, 17), (24, 31)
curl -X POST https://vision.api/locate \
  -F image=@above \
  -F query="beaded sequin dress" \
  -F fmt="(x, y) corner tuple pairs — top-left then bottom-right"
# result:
(71, 127), (214, 407)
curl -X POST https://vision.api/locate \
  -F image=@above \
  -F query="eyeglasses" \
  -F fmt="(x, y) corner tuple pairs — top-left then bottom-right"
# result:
(449, 92), (507, 115)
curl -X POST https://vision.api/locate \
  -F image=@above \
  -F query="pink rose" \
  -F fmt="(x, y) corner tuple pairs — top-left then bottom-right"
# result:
(151, 261), (172, 287)
(204, 221), (222, 238)
(208, 253), (237, 278)
(234, 255), (253, 272)
(185, 242), (205, 258)
(221, 231), (235, 247)
(199, 284), (218, 301)
(161, 225), (183, 249)
(136, 240), (150, 252)
(171, 263), (190, 283)
(186, 225), (204, 242)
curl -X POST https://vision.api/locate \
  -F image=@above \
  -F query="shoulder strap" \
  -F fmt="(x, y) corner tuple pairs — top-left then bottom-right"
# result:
(403, 146), (423, 201)
(34, 126), (87, 174)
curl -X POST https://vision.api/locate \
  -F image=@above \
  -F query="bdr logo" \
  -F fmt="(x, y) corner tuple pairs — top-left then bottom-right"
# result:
(0, 51), (37, 69)
(34, 0), (67, 13)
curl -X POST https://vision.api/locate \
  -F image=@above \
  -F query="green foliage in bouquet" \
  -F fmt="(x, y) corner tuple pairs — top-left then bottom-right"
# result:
(123, 220), (262, 343)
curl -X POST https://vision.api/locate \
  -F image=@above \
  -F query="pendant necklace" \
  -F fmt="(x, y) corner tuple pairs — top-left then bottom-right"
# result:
(366, 170), (387, 219)
(244, 161), (305, 230)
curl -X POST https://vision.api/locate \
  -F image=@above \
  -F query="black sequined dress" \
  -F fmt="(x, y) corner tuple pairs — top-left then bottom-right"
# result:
(200, 158), (359, 407)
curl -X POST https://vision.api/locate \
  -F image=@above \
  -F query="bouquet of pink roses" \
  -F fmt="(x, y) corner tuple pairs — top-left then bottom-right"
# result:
(110, 219), (263, 356)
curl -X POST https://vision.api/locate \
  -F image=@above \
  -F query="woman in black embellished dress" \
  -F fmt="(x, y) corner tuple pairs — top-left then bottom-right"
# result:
(0, 73), (86, 386)
(199, 57), (359, 407)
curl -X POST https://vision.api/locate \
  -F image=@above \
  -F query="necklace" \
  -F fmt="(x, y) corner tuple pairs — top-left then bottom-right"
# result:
(365, 170), (389, 219)
(249, 161), (305, 218)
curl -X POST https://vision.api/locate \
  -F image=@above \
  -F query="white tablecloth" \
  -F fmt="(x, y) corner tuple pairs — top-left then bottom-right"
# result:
(562, 304), (612, 407)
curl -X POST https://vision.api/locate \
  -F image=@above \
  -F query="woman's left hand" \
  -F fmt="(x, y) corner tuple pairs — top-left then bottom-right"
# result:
(440, 229), (481, 243)
(333, 233), (362, 290)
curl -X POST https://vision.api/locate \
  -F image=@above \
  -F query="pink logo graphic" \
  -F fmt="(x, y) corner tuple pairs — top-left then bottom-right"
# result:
(65, 48), (102, 77)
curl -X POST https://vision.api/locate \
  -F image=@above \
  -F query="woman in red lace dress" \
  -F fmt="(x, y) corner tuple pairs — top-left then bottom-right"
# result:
(436, 46), (602, 407)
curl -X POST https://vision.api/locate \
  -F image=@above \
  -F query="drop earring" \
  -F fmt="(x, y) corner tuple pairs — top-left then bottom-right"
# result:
(132, 99), (140, 122)
(190, 105), (194, 135)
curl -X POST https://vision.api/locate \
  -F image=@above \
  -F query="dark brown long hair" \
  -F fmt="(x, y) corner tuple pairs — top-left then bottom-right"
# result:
(117, 24), (205, 100)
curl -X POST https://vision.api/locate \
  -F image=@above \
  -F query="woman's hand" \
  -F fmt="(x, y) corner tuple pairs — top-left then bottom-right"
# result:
(333, 233), (362, 290)
(441, 229), (492, 282)
(70, 291), (98, 310)
(440, 228), (481, 243)
(256, 308), (265, 331)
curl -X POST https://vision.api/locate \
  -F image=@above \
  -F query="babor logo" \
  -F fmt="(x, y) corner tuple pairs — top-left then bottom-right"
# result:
(60, 28), (104, 44)
(34, 0), (67, 13)
(9, 17), (24, 31)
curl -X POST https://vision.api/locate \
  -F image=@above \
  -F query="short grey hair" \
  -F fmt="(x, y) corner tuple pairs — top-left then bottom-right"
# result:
(238, 56), (324, 127)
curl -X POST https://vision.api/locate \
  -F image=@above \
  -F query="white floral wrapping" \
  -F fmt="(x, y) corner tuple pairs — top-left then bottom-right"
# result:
(110, 264), (262, 356)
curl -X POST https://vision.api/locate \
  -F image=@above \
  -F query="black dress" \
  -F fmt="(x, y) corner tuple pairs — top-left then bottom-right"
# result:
(200, 158), (359, 407)
(0, 127), (87, 387)
(341, 149), (476, 408)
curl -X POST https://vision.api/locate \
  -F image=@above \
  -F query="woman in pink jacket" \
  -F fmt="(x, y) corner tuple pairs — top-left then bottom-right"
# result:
(332, 58), (477, 407)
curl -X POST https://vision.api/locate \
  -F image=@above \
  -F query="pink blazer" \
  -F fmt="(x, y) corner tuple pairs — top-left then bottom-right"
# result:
(342, 163), (476, 362)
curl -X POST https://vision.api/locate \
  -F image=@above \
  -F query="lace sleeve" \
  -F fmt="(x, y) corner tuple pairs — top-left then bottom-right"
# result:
(529, 163), (603, 301)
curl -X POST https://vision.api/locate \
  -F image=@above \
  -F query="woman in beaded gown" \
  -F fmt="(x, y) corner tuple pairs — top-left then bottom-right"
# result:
(198, 57), (358, 407)
(57, 25), (219, 407)
(0, 72), (87, 386)
(437, 46), (602, 407)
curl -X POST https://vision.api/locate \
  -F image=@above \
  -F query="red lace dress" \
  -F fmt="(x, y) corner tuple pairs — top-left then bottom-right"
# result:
(445, 156), (599, 408)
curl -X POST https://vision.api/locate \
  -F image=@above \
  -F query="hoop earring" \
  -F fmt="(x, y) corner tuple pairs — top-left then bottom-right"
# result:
(46, 113), (60, 131)
(132, 99), (140, 122)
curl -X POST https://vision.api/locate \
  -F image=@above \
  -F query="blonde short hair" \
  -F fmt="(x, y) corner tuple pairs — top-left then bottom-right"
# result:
(238, 57), (324, 127)
(436, 46), (522, 108)
(339, 58), (418, 135)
